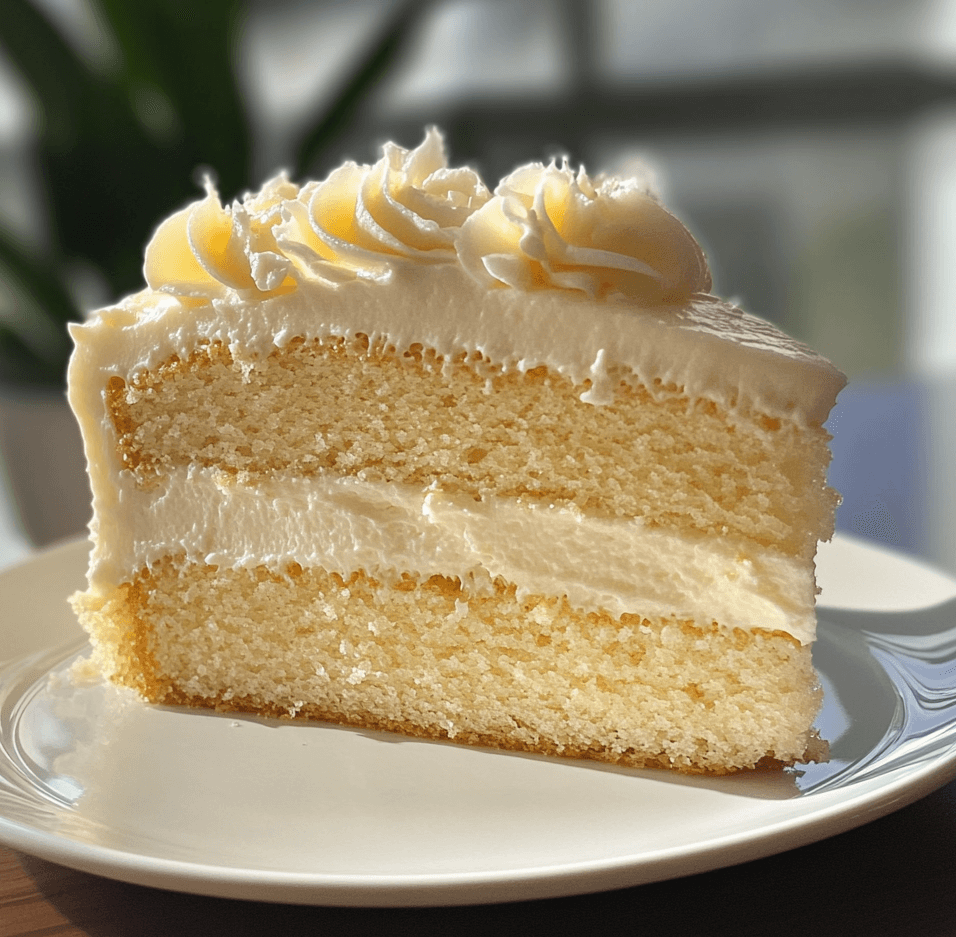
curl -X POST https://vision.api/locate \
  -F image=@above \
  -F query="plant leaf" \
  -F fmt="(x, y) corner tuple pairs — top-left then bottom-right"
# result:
(0, 0), (99, 148)
(97, 0), (251, 197)
(0, 226), (78, 328)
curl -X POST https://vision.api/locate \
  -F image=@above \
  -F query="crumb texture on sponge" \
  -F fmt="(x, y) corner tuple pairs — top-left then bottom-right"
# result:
(106, 335), (838, 561)
(72, 556), (824, 774)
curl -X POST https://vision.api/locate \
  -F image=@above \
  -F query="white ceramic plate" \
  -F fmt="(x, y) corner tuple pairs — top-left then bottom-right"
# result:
(2, 535), (956, 907)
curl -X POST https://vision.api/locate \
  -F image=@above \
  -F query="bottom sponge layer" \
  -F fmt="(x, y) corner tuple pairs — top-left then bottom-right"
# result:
(71, 556), (825, 774)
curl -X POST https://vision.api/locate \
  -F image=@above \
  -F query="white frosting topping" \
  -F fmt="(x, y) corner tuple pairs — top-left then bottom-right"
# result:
(144, 174), (301, 298)
(145, 128), (490, 295)
(457, 160), (710, 303)
(86, 469), (816, 644)
(70, 264), (844, 426)
(86, 128), (843, 424)
(142, 129), (707, 308)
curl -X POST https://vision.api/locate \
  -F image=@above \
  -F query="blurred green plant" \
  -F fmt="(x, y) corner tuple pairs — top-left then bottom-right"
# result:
(0, 0), (424, 386)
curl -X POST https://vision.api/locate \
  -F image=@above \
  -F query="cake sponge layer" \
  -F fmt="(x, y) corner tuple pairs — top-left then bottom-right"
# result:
(71, 556), (824, 774)
(107, 335), (838, 559)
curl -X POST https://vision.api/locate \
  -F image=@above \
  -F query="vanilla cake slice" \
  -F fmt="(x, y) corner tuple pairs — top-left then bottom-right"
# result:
(68, 129), (845, 774)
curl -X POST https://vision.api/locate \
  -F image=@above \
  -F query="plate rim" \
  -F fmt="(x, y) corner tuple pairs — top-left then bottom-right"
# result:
(4, 751), (955, 907)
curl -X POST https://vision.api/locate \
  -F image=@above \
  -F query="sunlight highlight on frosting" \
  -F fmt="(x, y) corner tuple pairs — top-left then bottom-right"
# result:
(143, 128), (709, 305)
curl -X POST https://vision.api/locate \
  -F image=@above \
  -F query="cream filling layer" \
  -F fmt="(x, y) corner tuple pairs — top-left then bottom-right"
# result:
(88, 469), (816, 645)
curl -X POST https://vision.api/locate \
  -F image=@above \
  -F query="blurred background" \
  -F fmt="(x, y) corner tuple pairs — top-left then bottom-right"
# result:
(0, 0), (952, 578)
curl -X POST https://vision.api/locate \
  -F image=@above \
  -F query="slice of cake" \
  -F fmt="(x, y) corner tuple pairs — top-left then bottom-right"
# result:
(68, 129), (845, 774)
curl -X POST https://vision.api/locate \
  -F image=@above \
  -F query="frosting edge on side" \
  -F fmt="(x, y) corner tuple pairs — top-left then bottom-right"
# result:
(69, 265), (845, 427)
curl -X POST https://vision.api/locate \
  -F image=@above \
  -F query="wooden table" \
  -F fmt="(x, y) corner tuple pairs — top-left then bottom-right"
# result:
(4, 776), (956, 937)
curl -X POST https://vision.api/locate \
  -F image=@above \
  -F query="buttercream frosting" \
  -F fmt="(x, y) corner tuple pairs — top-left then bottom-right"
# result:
(457, 159), (710, 302)
(80, 128), (843, 424)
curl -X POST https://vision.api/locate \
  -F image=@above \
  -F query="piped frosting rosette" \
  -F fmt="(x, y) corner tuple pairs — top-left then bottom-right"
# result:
(144, 174), (300, 299)
(275, 127), (490, 284)
(143, 128), (490, 295)
(457, 160), (711, 304)
(142, 128), (710, 305)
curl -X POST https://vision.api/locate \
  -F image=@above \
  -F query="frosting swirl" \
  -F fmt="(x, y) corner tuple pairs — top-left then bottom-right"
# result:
(142, 128), (710, 304)
(457, 160), (711, 303)
(275, 126), (490, 283)
(144, 175), (298, 298)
